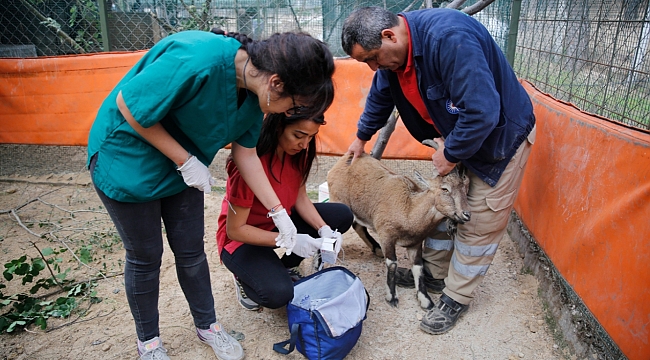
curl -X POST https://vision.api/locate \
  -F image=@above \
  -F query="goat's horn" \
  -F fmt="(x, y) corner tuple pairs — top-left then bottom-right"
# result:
(422, 139), (439, 150)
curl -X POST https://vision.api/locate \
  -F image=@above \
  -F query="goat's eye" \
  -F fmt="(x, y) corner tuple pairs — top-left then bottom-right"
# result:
(441, 186), (450, 193)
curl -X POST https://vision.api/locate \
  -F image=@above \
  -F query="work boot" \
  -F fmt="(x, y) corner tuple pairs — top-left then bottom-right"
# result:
(394, 267), (445, 293)
(419, 293), (468, 335)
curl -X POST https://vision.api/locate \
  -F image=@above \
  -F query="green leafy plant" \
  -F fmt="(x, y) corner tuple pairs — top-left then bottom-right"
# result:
(0, 247), (97, 334)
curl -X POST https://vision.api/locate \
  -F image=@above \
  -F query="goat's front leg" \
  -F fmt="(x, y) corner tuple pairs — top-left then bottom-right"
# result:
(407, 245), (434, 310)
(383, 245), (399, 307)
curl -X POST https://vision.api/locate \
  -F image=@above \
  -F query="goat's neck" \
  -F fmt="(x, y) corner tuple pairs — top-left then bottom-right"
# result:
(407, 190), (447, 224)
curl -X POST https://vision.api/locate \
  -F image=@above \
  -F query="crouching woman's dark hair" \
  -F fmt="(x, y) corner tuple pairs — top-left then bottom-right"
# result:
(256, 113), (325, 185)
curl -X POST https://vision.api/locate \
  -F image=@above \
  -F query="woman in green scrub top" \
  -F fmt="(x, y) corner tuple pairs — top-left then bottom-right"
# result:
(87, 29), (334, 360)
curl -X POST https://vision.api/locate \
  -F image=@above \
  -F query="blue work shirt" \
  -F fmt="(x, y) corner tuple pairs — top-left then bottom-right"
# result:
(358, 8), (535, 187)
(88, 31), (263, 202)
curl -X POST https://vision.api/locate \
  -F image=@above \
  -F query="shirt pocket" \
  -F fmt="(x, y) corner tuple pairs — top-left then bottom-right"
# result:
(426, 83), (446, 101)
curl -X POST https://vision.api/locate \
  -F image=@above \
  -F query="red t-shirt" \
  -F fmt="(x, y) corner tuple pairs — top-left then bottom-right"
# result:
(395, 16), (441, 134)
(216, 152), (303, 255)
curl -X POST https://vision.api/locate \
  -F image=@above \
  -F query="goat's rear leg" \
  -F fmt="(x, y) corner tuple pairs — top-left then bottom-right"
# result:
(383, 245), (399, 307)
(407, 245), (434, 310)
(353, 221), (383, 257)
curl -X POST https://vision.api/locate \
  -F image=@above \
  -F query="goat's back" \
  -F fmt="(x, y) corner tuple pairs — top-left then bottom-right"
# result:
(327, 154), (420, 228)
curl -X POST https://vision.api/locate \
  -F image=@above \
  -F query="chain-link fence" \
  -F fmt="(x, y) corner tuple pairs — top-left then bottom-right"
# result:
(1, 0), (649, 129)
(514, 0), (650, 129)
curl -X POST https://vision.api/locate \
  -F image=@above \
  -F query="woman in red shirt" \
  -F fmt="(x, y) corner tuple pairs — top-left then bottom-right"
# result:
(217, 113), (353, 310)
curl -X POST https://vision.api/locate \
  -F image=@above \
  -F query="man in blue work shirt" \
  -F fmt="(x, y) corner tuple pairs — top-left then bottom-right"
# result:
(341, 6), (536, 334)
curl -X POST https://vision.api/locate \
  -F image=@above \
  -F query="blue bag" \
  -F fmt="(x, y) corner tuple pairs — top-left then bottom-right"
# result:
(273, 266), (369, 360)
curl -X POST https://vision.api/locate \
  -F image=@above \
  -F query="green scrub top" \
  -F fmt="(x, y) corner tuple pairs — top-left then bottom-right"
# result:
(88, 31), (263, 203)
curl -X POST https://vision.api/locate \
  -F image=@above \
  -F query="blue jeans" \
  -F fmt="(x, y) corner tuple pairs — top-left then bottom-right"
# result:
(93, 179), (216, 341)
(220, 202), (353, 309)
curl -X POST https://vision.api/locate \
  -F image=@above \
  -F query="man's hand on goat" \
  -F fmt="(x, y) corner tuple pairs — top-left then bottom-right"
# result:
(431, 138), (456, 176)
(177, 155), (215, 193)
(292, 234), (323, 258)
(269, 209), (297, 254)
(345, 138), (367, 163)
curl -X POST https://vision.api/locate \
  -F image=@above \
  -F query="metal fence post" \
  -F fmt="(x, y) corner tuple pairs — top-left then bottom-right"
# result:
(506, 0), (522, 66)
(98, 0), (112, 52)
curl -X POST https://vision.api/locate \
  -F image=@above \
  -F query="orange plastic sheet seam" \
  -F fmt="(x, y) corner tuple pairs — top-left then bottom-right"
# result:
(516, 80), (650, 360)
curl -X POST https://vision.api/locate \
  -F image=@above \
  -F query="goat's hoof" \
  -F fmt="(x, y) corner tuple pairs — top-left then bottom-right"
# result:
(387, 298), (399, 308)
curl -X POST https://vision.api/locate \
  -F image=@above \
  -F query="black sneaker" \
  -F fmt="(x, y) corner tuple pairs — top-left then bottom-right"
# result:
(419, 294), (468, 335)
(286, 266), (303, 282)
(394, 267), (445, 293)
(233, 275), (261, 311)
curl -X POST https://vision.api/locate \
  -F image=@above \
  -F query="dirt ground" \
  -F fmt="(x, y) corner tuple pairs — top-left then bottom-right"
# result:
(0, 166), (567, 360)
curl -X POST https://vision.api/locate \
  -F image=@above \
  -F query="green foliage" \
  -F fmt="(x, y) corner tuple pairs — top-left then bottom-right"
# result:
(0, 248), (96, 334)
(68, 0), (102, 52)
(76, 245), (93, 264)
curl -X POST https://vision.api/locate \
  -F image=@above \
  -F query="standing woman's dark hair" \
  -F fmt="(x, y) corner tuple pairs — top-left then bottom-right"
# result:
(213, 29), (336, 119)
(257, 113), (325, 185)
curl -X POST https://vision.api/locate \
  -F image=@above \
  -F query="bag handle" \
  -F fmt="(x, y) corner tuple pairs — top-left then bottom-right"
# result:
(273, 323), (300, 355)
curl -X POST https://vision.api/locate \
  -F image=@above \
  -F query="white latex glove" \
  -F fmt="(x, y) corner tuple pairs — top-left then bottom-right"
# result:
(177, 155), (215, 194)
(318, 225), (334, 238)
(268, 209), (297, 254)
(292, 234), (323, 258)
(319, 225), (343, 253)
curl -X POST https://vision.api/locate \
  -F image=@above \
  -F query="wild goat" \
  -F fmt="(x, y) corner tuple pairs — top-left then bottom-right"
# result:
(327, 144), (470, 309)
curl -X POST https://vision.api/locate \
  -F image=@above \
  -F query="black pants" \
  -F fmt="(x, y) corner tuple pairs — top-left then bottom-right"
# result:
(91, 154), (216, 341)
(220, 202), (353, 309)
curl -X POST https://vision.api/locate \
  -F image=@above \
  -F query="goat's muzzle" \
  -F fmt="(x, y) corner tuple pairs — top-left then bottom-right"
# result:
(455, 211), (471, 224)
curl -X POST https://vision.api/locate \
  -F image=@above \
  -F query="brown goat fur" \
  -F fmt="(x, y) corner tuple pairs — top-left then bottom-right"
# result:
(327, 153), (470, 309)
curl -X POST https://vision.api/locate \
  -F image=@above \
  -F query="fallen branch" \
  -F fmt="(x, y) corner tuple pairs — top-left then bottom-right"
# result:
(37, 272), (124, 300)
(30, 241), (66, 292)
(0, 187), (63, 214)
(8, 207), (110, 280)
(46, 307), (117, 332)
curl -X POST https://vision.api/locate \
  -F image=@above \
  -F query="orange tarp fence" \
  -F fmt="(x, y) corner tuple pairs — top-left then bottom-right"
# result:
(0, 54), (432, 158)
(2, 53), (649, 359)
(0, 51), (146, 146)
(516, 81), (650, 360)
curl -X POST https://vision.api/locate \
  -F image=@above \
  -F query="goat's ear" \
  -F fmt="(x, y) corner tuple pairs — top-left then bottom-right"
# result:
(413, 170), (431, 189)
(345, 153), (354, 166)
(430, 164), (440, 178)
(455, 162), (467, 178)
(422, 139), (439, 150)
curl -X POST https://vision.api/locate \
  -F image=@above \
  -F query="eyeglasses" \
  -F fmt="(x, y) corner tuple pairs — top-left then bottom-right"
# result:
(286, 96), (307, 116)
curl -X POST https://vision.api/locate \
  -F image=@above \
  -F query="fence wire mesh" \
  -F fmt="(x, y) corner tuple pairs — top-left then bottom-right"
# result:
(514, 0), (650, 129)
(1, 0), (649, 130)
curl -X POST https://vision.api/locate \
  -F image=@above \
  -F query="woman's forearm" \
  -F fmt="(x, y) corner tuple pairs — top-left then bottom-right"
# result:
(117, 91), (189, 166)
(225, 204), (277, 246)
(294, 188), (326, 231)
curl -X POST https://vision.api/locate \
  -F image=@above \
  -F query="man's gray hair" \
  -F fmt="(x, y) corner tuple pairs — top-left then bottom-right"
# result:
(341, 7), (400, 56)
